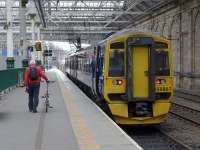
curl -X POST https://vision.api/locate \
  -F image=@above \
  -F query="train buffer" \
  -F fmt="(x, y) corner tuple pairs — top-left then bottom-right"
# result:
(0, 68), (142, 150)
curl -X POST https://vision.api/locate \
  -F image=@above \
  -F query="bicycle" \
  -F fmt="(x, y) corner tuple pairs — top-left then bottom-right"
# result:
(42, 80), (55, 112)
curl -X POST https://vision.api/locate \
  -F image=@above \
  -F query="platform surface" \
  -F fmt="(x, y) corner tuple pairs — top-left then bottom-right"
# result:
(0, 68), (142, 150)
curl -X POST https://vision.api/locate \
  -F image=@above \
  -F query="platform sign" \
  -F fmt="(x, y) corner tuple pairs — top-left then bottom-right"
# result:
(35, 42), (42, 51)
(27, 46), (33, 52)
(43, 50), (52, 56)
(22, 0), (28, 7)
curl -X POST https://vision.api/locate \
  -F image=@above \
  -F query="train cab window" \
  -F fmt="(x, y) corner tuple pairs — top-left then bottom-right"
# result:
(154, 42), (168, 49)
(109, 50), (125, 77)
(155, 51), (170, 76)
(110, 42), (124, 49)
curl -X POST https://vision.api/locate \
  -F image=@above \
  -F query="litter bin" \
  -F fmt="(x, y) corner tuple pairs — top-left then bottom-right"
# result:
(6, 57), (15, 69)
(22, 59), (29, 67)
(36, 60), (42, 66)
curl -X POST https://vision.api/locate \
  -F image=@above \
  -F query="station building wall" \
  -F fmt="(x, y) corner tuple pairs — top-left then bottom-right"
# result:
(133, 0), (200, 90)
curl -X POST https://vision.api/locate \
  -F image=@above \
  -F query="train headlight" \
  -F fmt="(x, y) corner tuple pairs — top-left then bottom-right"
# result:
(160, 79), (166, 84)
(156, 79), (166, 85)
(156, 80), (160, 84)
(113, 80), (123, 85)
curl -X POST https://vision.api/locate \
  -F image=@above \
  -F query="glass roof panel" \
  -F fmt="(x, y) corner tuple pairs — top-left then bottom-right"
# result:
(58, 1), (124, 8)
(0, 1), (5, 7)
(0, 0), (176, 43)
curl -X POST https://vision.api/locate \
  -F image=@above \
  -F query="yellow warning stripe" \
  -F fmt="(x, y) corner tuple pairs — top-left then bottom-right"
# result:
(57, 77), (101, 150)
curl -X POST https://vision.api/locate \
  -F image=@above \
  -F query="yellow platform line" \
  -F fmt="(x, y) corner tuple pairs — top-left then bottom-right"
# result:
(57, 77), (101, 150)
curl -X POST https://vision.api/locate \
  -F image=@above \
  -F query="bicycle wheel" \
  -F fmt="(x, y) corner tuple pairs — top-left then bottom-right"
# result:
(46, 103), (48, 112)
(45, 100), (48, 112)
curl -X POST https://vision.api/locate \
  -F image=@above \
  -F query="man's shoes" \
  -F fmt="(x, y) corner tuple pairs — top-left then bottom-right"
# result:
(33, 109), (37, 113)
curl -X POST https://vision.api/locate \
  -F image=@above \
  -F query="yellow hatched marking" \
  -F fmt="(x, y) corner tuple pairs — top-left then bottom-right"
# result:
(58, 77), (101, 150)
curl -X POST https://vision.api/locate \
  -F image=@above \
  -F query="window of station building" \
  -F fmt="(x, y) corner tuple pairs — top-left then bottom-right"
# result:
(110, 42), (124, 49)
(155, 51), (170, 76)
(109, 50), (125, 77)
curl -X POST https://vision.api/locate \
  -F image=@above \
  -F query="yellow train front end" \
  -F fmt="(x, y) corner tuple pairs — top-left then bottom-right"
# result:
(103, 33), (173, 125)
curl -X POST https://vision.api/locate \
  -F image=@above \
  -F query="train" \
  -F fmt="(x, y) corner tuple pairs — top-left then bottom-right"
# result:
(65, 29), (173, 125)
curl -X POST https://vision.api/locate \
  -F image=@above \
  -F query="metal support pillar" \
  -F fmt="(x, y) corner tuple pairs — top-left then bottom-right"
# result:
(37, 24), (41, 41)
(31, 16), (36, 60)
(36, 23), (42, 61)
(6, 0), (14, 69)
(19, 0), (27, 58)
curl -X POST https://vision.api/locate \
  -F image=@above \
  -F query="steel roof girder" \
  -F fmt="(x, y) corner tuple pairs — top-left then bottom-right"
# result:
(104, 0), (144, 27)
(34, 0), (46, 27)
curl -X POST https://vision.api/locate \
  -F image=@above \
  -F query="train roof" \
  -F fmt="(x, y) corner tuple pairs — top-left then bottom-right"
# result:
(68, 46), (94, 57)
(98, 27), (168, 45)
(67, 28), (169, 57)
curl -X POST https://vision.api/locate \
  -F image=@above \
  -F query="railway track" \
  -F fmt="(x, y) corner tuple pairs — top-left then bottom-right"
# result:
(172, 89), (200, 126)
(170, 102), (200, 126)
(125, 90), (200, 150)
(174, 89), (200, 104)
(158, 114), (200, 150)
(123, 126), (191, 150)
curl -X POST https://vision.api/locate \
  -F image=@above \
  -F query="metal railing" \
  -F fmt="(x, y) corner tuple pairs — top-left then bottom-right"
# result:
(0, 68), (25, 92)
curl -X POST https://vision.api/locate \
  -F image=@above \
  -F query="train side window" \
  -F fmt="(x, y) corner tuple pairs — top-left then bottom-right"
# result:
(109, 50), (125, 77)
(82, 59), (84, 71)
(78, 58), (81, 70)
(155, 51), (170, 76)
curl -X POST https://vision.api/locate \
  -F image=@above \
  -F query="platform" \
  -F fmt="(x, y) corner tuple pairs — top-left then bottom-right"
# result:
(0, 68), (142, 150)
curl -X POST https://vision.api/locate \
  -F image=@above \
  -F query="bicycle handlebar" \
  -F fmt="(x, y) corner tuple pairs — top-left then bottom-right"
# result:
(46, 80), (56, 84)
(41, 80), (56, 83)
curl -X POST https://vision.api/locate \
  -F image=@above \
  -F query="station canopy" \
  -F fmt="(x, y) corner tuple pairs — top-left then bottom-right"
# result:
(0, 0), (177, 44)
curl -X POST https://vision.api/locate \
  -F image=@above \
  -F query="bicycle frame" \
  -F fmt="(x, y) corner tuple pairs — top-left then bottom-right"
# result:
(42, 81), (55, 112)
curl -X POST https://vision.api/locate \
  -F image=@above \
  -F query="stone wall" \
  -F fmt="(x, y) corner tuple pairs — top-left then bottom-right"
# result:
(133, 0), (200, 90)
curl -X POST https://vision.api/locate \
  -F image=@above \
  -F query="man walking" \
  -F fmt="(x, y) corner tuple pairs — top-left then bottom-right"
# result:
(24, 60), (48, 113)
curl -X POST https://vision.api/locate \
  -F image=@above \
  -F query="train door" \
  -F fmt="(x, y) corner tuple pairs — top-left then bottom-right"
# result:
(126, 37), (155, 102)
(132, 46), (149, 98)
(96, 45), (105, 97)
(91, 48), (97, 94)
